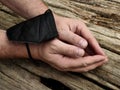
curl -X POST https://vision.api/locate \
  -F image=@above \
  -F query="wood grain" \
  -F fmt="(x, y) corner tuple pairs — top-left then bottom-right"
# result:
(0, 0), (120, 90)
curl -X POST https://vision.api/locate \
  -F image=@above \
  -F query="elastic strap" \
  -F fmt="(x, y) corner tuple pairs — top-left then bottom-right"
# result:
(25, 43), (39, 66)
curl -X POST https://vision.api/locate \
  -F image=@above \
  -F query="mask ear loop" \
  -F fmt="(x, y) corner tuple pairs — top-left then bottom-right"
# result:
(25, 43), (39, 66)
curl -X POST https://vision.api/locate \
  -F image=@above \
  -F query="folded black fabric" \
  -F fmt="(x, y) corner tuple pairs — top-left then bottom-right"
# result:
(7, 9), (58, 43)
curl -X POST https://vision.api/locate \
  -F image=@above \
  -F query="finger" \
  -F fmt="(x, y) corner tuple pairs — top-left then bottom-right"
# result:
(59, 28), (88, 49)
(77, 23), (105, 55)
(54, 55), (105, 70)
(70, 60), (105, 72)
(56, 40), (85, 57)
(68, 55), (105, 68)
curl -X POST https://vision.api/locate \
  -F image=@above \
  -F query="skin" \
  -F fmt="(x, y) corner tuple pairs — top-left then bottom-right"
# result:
(0, 0), (108, 72)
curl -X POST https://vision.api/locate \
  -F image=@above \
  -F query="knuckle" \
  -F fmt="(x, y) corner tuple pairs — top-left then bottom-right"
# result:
(49, 41), (59, 51)
(72, 49), (79, 57)
(72, 35), (78, 43)
(67, 47), (76, 55)
(58, 30), (68, 39)
(49, 39), (59, 47)
(58, 31), (64, 39)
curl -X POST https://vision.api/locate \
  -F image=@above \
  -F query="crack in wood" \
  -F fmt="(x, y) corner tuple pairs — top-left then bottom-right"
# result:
(0, 61), (51, 90)
(0, 0), (120, 89)
(16, 63), (72, 90)
(40, 76), (71, 90)
(105, 0), (120, 4)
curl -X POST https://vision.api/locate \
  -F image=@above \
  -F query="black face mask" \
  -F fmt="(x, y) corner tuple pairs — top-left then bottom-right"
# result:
(7, 9), (58, 43)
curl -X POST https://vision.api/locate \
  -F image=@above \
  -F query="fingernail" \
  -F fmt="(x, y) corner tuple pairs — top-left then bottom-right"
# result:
(76, 49), (84, 57)
(79, 39), (88, 48)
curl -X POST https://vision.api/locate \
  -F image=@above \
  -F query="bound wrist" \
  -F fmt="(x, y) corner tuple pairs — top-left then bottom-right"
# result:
(29, 44), (41, 60)
(0, 30), (28, 59)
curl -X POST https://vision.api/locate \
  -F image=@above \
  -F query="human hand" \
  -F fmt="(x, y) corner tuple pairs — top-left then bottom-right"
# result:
(30, 14), (108, 72)
(30, 39), (107, 72)
(54, 14), (105, 56)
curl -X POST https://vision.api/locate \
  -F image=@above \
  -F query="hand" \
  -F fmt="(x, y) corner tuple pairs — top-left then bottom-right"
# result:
(54, 14), (105, 56)
(30, 39), (107, 72)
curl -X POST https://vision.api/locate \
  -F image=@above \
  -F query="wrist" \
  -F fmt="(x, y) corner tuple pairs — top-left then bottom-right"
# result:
(1, 0), (49, 19)
(29, 44), (40, 60)
(0, 30), (28, 59)
(0, 30), (41, 61)
(25, 2), (49, 19)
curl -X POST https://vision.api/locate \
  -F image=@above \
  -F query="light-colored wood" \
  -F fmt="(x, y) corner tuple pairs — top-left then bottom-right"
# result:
(0, 0), (120, 90)
(0, 60), (51, 90)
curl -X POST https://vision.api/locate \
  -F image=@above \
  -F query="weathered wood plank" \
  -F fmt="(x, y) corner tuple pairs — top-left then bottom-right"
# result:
(0, 60), (51, 90)
(0, 0), (120, 90)
(0, 60), (104, 90)
(15, 58), (120, 90)
(43, 0), (120, 30)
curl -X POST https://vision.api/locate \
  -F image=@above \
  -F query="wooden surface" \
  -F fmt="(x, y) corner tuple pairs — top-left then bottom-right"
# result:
(0, 0), (120, 90)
